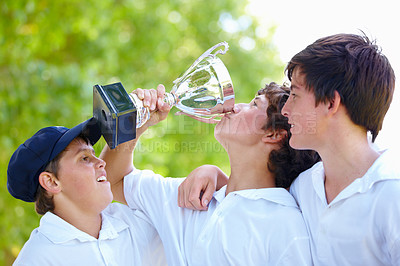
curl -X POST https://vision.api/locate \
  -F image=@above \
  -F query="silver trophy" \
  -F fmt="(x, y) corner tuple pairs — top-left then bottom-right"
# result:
(93, 42), (235, 148)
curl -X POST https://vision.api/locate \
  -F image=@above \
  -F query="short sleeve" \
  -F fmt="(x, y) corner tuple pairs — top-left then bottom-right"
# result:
(123, 167), (184, 230)
(270, 208), (312, 265)
(275, 235), (312, 265)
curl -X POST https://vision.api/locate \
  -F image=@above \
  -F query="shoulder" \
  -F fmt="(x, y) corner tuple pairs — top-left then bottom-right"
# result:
(290, 162), (323, 194)
(269, 199), (306, 227)
(124, 167), (164, 183)
(360, 148), (400, 202)
(124, 167), (183, 192)
(369, 180), (400, 206)
(235, 188), (306, 228)
(103, 202), (154, 227)
(371, 149), (400, 179)
(297, 161), (323, 182)
(123, 168), (185, 212)
(260, 200), (309, 246)
(359, 180), (400, 247)
(14, 229), (56, 265)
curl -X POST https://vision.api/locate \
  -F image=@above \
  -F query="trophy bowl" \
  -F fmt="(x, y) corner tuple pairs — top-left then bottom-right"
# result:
(94, 42), (235, 148)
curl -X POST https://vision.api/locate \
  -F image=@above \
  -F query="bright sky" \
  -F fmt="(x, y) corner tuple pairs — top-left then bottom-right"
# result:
(246, 0), (400, 150)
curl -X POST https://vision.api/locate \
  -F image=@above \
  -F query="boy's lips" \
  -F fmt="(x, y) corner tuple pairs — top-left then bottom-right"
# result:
(288, 122), (295, 131)
(222, 105), (240, 120)
(223, 113), (232, 119)
(96, 173), (108, 182)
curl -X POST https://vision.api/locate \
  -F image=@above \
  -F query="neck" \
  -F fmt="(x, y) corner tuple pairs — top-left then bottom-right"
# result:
(319, 127), (379, 204)
(53, 201), (102, 239)
(225, 146), (275, 195)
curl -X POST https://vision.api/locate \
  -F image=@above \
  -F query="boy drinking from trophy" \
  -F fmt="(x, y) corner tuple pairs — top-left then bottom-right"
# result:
(100, 83), (319, 265)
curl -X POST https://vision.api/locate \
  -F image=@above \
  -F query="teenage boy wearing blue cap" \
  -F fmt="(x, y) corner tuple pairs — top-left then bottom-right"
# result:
(7, 117), (166, 265)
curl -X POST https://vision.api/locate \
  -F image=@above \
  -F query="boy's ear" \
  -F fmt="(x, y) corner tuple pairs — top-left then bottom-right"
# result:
(262, 129), (287, 144)
(327, 90), (341, 115)
(38, 172), (61, 194)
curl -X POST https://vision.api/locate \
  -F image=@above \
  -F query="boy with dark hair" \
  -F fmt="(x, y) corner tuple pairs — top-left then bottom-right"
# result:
(281, 33), (399, 265)
(7, 118), (166, 265)
(180, 33), (399, 265)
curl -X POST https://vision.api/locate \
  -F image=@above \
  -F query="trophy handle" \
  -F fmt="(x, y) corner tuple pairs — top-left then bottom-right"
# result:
(203, 41), (229, 58)
(173, 42), (229, 85)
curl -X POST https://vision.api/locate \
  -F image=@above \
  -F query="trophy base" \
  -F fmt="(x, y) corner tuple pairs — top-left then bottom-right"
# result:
(93, 82), (137, 149)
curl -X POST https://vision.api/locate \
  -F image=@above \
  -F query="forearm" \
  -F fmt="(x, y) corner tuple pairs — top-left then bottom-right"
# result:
(100, 125), (149, 186)
(100, 85), (170, 203)
(100, 125), (149, 204)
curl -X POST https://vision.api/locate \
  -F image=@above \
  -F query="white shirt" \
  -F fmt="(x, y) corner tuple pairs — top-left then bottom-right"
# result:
(124, 167), (312, 266)
(290, 149), (400, 266)
(14, 203), (166, 266)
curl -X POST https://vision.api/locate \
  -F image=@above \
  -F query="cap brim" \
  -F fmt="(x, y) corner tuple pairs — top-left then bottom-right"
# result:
(49, 117), (101, 162)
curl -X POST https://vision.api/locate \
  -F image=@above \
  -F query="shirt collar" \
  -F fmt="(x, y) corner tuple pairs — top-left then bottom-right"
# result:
(310, 162), (327, 204)
(311, 149), (400, 205)
(213, 185), (299, 208)
(38, 210), (129, 244)
(345, 149), (400, 193)
(98, 211), (129, 240)
(364, 149), (400, 181)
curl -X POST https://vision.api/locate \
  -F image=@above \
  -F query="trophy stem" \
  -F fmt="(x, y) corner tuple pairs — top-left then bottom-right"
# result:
(129, 93), (150, 128)
(129, 92), (177, 128)
(164, 92), (176, 108)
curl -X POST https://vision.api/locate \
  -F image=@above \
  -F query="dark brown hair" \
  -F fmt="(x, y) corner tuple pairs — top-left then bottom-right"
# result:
(286, 33), (395, 141)
(259, 82), (320, 188)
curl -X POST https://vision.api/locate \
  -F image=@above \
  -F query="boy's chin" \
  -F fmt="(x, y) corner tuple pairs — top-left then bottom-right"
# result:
(289, 137), (310, 151)
(102, 190), (114, 205)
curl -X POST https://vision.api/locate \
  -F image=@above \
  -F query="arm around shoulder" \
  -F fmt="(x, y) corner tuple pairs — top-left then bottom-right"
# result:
(178, 165), (228, 210)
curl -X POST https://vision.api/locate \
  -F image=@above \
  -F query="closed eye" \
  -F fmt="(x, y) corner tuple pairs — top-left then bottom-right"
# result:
(251, 97), (259, 107)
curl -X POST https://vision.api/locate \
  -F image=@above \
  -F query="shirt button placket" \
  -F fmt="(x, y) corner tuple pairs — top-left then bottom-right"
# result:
(98, 239), (113, 266)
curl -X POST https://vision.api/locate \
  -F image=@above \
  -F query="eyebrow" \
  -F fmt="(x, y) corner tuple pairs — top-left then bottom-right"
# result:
(75, 147), (95, 156)
(254, 96), (262, 103)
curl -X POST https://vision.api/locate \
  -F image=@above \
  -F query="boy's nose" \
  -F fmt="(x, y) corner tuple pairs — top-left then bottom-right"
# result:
(233, 103), (246, 113)
(97, 157), (106, 168)
(281, 102), (289, 117)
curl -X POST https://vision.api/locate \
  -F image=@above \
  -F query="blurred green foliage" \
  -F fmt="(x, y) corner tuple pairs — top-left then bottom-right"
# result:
(0, 0), (284, 264)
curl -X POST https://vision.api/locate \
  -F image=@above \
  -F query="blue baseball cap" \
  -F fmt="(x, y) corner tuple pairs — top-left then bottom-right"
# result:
(7, 117), (101, 202)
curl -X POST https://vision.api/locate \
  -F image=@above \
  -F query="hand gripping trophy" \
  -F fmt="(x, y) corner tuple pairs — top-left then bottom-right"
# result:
(93, 42), (235, 149)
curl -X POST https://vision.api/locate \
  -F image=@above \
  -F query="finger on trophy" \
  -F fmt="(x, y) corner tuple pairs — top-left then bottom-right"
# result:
(149, 89), (157, 111)
(142, 89), (151, 108)
(134, 88), (144, 100)
(156, 84), (166, 99)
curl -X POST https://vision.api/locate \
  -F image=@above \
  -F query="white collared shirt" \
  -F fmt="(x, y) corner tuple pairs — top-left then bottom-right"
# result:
(124, 168), (312, 266)
(290, 149), (400, 266)
(14, 203), (166, 266)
